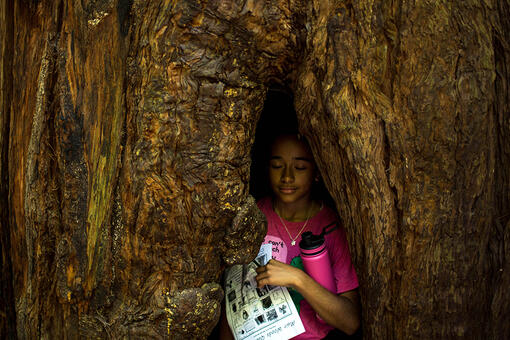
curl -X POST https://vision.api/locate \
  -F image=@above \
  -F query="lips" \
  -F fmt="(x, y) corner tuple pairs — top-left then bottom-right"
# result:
(279, 187), (297, 194)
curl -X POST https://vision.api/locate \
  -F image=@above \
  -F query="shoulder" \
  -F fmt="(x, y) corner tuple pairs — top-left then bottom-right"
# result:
(315, 204), (349, 246)
(313, 203), (340, 228)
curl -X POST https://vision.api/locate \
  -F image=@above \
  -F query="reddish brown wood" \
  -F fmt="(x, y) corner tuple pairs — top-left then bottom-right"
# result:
(0, 0), (509, 339)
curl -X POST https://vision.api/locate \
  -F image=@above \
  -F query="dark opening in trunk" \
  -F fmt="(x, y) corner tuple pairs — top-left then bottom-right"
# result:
(250, 88), (297, 201)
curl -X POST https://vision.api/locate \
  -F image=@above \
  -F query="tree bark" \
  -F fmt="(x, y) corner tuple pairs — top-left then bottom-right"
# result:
(1, 0), (509, 339)
(0, 0), (16, 338)
(294, 1), (510, 338)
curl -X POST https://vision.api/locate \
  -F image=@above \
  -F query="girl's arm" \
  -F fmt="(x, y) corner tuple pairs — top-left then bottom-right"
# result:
(255, 259), (360, 335)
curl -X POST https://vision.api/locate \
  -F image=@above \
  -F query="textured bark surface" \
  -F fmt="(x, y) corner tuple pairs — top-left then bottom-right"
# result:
(1, 0), (509, 339)
(0, 0), (15, 338)
(293, 1), (510, 338)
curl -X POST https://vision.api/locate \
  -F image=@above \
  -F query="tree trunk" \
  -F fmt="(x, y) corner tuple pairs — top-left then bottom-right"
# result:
(294, 1), (510, 338)
(1, 0), (509, 339)
(0, 0), (16, 338)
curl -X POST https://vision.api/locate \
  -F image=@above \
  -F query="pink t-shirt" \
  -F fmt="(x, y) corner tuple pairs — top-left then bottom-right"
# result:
(258, 197), (358, 340)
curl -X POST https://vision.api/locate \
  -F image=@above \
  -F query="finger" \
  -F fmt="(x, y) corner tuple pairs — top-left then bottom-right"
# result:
(255, 265), (266, 274)
(266, 259), (284, 269)
(255, 277), (266, 287)
(268, 259), (283, 265)
(255, 271), (269, 282)
(256, 276), (269, 287)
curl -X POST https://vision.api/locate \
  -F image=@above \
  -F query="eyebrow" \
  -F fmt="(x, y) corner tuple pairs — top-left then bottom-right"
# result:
(270, 156), (313, 162)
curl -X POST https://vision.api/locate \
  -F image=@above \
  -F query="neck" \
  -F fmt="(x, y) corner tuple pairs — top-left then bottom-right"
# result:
(274, 198), (316, 222)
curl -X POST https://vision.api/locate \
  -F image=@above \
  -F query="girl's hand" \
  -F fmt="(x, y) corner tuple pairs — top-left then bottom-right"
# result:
(255, 259), (304, 289)
(256, 259), (360, 335)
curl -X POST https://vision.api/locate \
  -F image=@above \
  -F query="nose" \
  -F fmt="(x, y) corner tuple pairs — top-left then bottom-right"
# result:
(280, 166), (294, 183)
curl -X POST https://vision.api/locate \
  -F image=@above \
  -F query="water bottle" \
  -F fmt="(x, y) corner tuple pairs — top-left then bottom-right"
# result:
(299, 222), (337, 293)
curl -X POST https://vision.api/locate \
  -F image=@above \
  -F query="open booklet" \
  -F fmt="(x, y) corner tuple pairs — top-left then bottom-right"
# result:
(224, 244), (305, 340)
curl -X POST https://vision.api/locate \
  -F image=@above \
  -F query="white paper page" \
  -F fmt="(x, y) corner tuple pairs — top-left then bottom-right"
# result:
(225, 244), (305, 340)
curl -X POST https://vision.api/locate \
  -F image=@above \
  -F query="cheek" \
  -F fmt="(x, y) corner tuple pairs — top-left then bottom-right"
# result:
(298, 173), (315, 188)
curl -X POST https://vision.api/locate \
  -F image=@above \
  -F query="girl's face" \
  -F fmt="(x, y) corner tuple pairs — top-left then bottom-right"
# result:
(268, 135), (316, 207)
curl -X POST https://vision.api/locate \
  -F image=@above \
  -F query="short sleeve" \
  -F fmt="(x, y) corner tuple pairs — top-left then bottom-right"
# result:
(327, 226), (359, 294)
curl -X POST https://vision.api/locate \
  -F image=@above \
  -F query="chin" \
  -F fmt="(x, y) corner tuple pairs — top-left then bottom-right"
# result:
(275, 194), (300, 204)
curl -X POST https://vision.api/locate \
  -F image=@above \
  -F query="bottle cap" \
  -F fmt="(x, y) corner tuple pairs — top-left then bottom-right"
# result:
(298, 222), (338, 250)
(299, 231), (324, 250)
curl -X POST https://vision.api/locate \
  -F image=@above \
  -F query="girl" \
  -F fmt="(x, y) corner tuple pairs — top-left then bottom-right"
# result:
(254, 134), (360, 339)
(220, 134), (359, 339)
